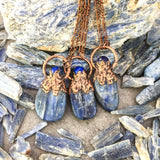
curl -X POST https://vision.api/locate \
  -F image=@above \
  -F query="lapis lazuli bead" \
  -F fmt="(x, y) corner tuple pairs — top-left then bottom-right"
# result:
(74, 66), (84, 74)
(97, 56), (109, 62)
(94, 80), (119, 111)
(70, 90), (97, 120)
(51, 66), (59, 74)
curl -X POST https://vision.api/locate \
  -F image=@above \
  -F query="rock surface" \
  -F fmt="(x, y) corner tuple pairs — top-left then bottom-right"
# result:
(0, 0), (159, 52)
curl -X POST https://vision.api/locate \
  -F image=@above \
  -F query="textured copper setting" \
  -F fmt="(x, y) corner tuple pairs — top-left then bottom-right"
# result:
(69, 70), (94, 94)
(41, 70), (67, 96)
(94, 60), (117, 85)
(90, 45), (118, 70)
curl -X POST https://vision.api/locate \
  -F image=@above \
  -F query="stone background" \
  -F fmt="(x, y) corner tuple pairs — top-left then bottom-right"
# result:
(0, 11), (154, 160)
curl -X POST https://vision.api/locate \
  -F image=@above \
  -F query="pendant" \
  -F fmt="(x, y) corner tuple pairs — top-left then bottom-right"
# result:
(91, 46), (119, 111)
(35, 55), (71, 122)
(69, 56), (97, 120)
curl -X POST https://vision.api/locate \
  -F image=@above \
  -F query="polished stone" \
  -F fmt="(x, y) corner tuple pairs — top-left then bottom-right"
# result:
(70, 90), (97, 120)
(35, 88), (66, 122)
(94, 80), (119, 111)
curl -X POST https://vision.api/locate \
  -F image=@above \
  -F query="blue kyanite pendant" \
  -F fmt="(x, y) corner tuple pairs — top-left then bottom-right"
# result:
(35, 66), (67, 122)
(70, 66), (97, 120)
(94, 56), (119, 111)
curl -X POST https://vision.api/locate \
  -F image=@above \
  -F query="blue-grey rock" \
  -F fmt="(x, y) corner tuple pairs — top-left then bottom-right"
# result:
(9, 109), (26, 143)
(91, 122), (124, 149)
(139, 109), (160, 123)
(35, 88), (66, 122)
(0, 48), (7, 62)
(119, 116), (150, 138)
(35, 132), (84, 157)
(16, 92), (35, 110)
(2, 114), (12, 135)
(128, 40), (160, 77)
(0, 103), (8, 118)
(70, 90), (97, 120)
(122, 75), (155, 88)
(0, 71), (23, 101)
(147, 15), (160, 45)
(144, 56), (160, 81)
(148, 136), (159, 160)
(111, 104), (154, 116)
(0, 121), (4, 147)
(132, 147), (140, 160)
(135, 137), (150, 160)
(94, 80), (119, 111)
(0, 0), (159, 52)
(19, 121), (47, 139)
(9, 136), (33, 160)
(0, 93), (17, 115)
(153, 118), (159, 136)
(39, 154), (82, 160)
(88, 140), (132, 160)
(0, 62), (44, 89)
(0, 147), (12, 160)
(136, 79), (160, 105)
(57, 128), (82, 143)
(113, 51), (135, 76)
(120, 130), (135, 142)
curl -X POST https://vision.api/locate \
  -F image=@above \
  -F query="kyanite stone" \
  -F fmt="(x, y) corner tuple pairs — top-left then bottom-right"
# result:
(119, 116), (150, 138)
(19, 121), (47, 139)
(136, 79), (160, 105)
(147, 15), (160, 45)
(0, 48), (7, 62)
(88, 140), (132, 160)
(127, 40), (160, 77)
(135, 137), (150, 160)
(0, 0), (159, 52)
(9, 136), (33, 160)
(122, 75), (155, 88)
(36, 132), (84, 157)
(70, 90), (97, 120)
(0, 62), (44, 89)
(113, 51), (135, 76)
(35, 88), (66, 122)
(111, 104), (154, 116)
(0, 147), (12, 160)
(144, 56), (160, 81)
(0, 93), (17, 115)
(0, 71), (23, 101)
(0, 121), (4, 147)
(94, 80), (119, 111)
(9, 109), (26, 143)
(91, 122), (123, 149)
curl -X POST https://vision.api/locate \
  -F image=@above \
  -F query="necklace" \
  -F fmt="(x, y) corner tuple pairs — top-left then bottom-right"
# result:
(90, 0), (119, 111)
(35, 0), (119, 122)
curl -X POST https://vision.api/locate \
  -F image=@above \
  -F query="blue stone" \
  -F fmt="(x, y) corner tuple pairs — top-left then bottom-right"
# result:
(70, 90), (97, 120)
(51, 66), (59, 74)
(74, 66), (84, 74)
(94, 80), (119, 111)
(35, 88), (66, 122)
(97, 56), (109, 62)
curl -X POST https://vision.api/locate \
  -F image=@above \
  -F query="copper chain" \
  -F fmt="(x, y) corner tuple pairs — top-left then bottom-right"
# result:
(65, 0), (109, 68)
(94, 0), (110, 46)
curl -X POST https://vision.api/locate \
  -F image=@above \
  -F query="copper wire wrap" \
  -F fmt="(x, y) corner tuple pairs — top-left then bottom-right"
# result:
(42, 55), (71, 80)
(90, 45), (118, 69)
